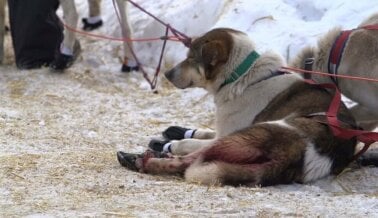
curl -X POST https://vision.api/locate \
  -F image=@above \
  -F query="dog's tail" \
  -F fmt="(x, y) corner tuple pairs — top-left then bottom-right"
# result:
(289, 46), (315, 70)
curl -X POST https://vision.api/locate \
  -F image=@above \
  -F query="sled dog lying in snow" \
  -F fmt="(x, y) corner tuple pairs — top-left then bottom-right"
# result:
(290, 13), (378, 130)
(117, 28), (358, 186)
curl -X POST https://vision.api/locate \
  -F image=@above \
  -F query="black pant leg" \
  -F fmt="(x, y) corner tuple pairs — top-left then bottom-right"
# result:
(8, 0), (63, 69)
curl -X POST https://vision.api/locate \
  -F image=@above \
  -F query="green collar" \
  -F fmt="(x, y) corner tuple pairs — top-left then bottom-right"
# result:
(221, 51), (260, 87)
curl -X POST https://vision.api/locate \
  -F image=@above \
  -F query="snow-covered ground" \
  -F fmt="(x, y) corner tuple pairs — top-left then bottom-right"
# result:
(1, 0), (378, 217)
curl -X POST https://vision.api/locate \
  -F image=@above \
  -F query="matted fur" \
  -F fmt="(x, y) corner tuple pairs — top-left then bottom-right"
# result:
(290, 13), (378, 130)
(133, 28), (358, 186)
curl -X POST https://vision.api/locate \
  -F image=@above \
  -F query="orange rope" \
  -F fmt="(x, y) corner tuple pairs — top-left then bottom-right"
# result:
(281, 66), (378, 83)
(61, 21), (181, 43)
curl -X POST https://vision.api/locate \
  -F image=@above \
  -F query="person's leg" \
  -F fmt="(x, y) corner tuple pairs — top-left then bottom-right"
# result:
(60, 0), (78, 56)
(0, 0), (5, 64)
(8, 0), (63, 69)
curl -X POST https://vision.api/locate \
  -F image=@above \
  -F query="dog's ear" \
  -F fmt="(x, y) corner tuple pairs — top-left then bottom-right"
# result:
(201, 40), (229, 79)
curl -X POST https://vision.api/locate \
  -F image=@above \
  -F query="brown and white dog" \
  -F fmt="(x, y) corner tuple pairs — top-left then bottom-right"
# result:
(117, 28), (358, 186)
(290, 13), (378, 130)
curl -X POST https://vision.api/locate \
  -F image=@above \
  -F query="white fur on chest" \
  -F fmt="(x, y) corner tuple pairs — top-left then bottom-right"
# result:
(303, 143), (332, 182)
(214, 74), (301, 137)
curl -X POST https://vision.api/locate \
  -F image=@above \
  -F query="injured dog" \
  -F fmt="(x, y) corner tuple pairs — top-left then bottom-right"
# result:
(117, 28), (358, 186)
(290, 13), (378, 131)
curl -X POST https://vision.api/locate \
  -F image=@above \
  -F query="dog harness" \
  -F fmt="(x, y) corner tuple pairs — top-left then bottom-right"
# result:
(327, 24), (378, 85)
(327, 30), (352, 84)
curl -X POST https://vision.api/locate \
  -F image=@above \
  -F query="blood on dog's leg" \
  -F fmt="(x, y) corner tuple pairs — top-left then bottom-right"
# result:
(184, 135), (268, 186)
(143, 151), (201, 175)
(184, 143), (268, 186)
(184, 126), (301, 186)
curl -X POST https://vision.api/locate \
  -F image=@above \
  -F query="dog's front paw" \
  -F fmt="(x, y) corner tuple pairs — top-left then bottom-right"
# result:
(148, 139), (171, 153)
(162, 126), (196, 140)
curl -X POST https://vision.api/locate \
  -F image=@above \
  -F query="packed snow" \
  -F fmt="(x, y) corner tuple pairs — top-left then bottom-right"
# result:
(1, 0), (378, 217)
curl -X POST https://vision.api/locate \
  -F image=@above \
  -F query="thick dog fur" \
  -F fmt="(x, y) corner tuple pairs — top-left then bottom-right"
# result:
(134, 28), (357, 186)
(290, 13), (378, 130)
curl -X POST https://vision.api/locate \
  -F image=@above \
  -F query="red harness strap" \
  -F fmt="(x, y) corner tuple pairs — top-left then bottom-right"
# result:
(328, 30), (352, 84)
(305, 80), (378, 160)
(328, 24), (378, 85)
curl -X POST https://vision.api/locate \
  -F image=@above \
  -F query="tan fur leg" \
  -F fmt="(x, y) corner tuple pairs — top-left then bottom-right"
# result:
(88, 0), (101, 17)
(193, 129), (216, 139)
(170, 139), (215, 156)
(60, 0), (78, 52)
(115, 0), (136, 64)
(0, 0), (5, 64)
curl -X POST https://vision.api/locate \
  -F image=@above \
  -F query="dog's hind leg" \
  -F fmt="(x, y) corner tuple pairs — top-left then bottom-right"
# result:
(185, 125), (308, 186)
(49, 0), (81, 70)
(82, 0), (103, 31)
(88, 0), (101, 17)
(115, 0), (138, 72)
(184, 136), (269, 186)
(140, 150), (203, 175)
(0, 0), (5, 64)
(59, 0), (78, 55)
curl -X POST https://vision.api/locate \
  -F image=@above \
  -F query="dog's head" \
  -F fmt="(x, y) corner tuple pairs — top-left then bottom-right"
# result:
(165, 28), (251, 91)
